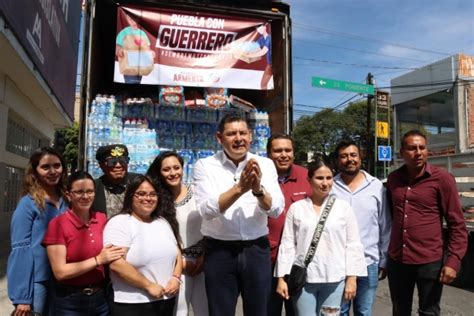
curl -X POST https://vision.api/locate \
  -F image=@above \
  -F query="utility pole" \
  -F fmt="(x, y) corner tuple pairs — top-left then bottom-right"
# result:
(365, 73), (374, 174)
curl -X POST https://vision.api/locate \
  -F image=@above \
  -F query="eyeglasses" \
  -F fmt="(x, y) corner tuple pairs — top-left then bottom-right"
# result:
(105, 157), (130, 167)
(70, 190), (95, 197)
(134, 191), (158, 200)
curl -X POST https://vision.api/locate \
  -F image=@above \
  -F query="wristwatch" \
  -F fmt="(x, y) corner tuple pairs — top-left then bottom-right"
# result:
(252, 186), (265, 197)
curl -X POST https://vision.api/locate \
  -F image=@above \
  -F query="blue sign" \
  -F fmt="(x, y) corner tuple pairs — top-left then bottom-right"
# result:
(378, 146), (392, 161)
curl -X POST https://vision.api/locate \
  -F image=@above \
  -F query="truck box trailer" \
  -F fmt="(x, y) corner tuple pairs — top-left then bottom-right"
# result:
(79, 0), (292, 176)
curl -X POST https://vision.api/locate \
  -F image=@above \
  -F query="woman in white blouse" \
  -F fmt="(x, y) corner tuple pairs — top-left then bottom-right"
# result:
(275, 156), (367, 315)
(147, 151), (208, 316)
(104, 175), (182, 316)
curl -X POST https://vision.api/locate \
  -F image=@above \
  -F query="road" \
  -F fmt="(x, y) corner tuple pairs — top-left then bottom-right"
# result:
(1, 276), (472, 315)
(1, 239), (472, 315)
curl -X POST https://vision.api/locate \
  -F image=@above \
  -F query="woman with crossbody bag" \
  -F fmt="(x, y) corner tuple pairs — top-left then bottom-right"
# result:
(275, 155), (367, 315)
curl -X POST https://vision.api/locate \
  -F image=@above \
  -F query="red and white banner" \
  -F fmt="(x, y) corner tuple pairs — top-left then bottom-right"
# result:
(114, 5), (273, 90)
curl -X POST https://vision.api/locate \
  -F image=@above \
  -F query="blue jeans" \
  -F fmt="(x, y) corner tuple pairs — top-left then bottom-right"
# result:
(341, 263), (379, 316)
(123, 75), (142, 84)
(204, 237), (272, 316)
(33, 281), (49, 314)
(52, 287), (109, 316)
(294, 281), (345, 316)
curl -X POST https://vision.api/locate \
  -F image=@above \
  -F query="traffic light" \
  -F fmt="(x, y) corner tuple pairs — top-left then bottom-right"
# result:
(54, 130), (66, 154)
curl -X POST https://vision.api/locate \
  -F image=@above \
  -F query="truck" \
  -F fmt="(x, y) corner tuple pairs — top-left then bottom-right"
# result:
(79, 0), (292, 177)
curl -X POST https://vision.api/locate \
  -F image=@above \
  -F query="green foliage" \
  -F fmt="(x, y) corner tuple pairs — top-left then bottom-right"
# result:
(293, 100), (374, 164)
(57, 122), (79, 172)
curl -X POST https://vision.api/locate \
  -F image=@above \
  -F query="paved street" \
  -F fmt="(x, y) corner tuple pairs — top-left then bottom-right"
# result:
(1, 238), (472, 316)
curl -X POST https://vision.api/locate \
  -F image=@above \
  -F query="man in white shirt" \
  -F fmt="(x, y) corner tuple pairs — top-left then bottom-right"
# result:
(332, 140), (391, 316)
(194, 114), (284, 316)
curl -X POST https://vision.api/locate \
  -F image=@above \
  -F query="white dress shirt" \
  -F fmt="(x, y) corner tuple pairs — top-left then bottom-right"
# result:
(275, 197), (367, 283)
(332, 171), (392, 268)
(193, 151), (284, 241)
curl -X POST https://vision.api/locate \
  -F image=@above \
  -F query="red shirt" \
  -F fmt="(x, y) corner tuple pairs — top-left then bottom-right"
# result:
(43, 209), (107, 286)
(386, 163), (467, 271)
(268, 164), (312, 264)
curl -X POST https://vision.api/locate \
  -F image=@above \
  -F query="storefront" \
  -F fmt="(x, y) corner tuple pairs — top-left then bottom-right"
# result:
(391, 54), (474, 157)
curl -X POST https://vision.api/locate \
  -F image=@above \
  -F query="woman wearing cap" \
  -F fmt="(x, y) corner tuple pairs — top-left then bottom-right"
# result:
(7, 147), (68, 316)
(43, 171), (124, 315)
(147, 151), (208, 316)
(104, 175), (183, 316)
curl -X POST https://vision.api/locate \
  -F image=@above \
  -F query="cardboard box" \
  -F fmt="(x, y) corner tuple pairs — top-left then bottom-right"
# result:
(119, 50), (154, 76)
(233, 49), (266, 64)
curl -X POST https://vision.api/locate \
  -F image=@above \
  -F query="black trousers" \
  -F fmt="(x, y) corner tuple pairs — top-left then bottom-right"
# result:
(111, 298), (175, 316)
(387, 258), (443, 316)
(204, 236), (272, 316)
(267, 275), (294, 316)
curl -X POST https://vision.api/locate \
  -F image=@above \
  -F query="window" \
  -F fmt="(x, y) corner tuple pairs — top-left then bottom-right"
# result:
(6, 117), (48, 158)
(3, 165), (25, 212)
(396, 90), (455, 151)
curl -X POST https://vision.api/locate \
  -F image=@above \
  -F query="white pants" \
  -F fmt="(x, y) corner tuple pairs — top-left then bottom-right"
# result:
(175, 272), (208, 316)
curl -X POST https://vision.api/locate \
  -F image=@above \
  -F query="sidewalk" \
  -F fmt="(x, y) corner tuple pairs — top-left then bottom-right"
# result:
(1, 239), (472, 316)
(0, 240), (11, 314)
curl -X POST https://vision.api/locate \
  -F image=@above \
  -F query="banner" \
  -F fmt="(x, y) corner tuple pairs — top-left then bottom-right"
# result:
(114, 5), (273, 90)
(0, 0), (82, 119)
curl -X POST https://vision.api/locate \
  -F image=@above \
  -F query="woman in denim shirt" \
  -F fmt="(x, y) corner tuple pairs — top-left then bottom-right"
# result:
(7, 147), (68, 316)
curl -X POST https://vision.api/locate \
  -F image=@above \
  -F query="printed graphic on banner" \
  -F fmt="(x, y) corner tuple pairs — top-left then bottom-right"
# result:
(114, 5), (273, 90)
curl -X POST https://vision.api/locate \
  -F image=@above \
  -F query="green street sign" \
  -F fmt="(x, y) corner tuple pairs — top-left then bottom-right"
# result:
(312, 76), (375, 95)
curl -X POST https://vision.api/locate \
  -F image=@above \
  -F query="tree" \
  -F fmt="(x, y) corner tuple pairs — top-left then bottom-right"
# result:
(55, 122), (79, 172)
(292, 99), (374, 165)
(293, 108), (344, 164)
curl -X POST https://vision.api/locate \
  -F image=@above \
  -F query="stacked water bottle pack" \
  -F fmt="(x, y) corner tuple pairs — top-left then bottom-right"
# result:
(249, 110), (271, 156)
(86, 87), (271, 182)
(87, 95), (124, 178)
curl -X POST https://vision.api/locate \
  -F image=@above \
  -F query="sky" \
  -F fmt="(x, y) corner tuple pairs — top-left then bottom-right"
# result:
(290, 0), (474, 121)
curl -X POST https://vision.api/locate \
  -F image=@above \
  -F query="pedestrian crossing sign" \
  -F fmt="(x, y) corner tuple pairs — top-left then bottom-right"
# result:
(376, 121), (389, 139)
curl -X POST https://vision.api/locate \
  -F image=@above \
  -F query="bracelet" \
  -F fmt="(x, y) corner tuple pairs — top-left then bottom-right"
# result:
(172, 274), (182, 284)
(94, 256), (99, 267)
(252, 185), (265, 197)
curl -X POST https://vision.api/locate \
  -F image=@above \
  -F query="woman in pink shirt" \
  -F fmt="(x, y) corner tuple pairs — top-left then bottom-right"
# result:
(43, 171), (124, 316)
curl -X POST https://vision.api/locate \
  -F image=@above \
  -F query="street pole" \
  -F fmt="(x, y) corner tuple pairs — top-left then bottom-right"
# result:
(385, 94), (391, 179)
(374, 89), (378, 178)
(366, 73), (374, 174)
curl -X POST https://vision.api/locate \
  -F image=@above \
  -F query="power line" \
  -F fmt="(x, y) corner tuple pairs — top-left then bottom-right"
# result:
(379, 78), (473, 90)
(294, 57), (418, 70)
(333, 95), (363, 110)
(294, 95), (364, 113)
(293, 39), (427, 63)
(293, 23), (452, 56)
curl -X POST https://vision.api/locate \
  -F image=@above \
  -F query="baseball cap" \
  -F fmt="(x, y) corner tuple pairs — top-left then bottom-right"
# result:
(96, 144), (129, 163)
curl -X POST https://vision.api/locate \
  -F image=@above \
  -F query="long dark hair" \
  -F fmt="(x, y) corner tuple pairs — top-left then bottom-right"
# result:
(147, 151), (184, 195)
(22, 147), (68, 209)
(121, 175), (182, 247)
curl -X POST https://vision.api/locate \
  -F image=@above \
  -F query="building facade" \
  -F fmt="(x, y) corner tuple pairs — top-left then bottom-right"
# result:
(0, 2), (82, 244)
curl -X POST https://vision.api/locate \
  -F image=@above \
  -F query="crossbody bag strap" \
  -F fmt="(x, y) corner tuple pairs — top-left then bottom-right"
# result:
(303, 195), (336, 267)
